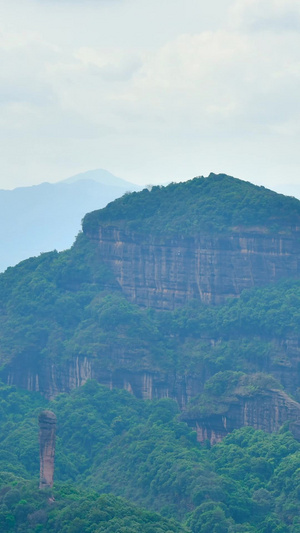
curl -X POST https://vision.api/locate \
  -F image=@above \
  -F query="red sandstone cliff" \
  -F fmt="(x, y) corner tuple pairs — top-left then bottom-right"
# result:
(87, 226), (300, 309)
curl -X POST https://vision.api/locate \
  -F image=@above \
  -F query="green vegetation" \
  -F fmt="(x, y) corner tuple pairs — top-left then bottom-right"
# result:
(183, 371), (283, 417)
(0, 381), (299, 531)
(1, 241), (299, 391)
(0, 234), (167, 374)
(0, 480), (187, 532)
(1, 255), (300, 530)
(166, 279), (300, 339)
(82, 174), (300, 236)
(1, 174), (300, 531)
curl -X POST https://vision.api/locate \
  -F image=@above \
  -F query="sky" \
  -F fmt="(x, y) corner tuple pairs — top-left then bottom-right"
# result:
(0, 0), (300, 196)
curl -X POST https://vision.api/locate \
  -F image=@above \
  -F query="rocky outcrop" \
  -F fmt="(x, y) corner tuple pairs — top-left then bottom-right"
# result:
(1, 333), (300, 403)
(39, 410), (56, 489)
(182, 390), (300, 445)
(4, 355), (94, 400)
(89, 226), (300, 309)
(1, 355), (205, 404)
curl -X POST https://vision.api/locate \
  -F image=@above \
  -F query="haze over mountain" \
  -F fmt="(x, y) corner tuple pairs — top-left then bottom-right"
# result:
(0, 169), (140, 273)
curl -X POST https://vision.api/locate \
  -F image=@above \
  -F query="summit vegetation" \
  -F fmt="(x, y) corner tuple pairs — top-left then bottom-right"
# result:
(83, 174), (300, 236)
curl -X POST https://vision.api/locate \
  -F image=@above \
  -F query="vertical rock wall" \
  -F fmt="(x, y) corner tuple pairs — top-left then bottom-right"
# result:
(182, 390), (300, 445)
(90, 226), (300, 309)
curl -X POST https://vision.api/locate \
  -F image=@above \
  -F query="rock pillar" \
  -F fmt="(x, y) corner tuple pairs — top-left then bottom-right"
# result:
(38, 410), (56, 489)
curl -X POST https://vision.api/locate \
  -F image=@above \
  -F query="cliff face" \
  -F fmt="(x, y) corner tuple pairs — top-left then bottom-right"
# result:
(2, 334), (299, 405)
(182, 390), (300, 445)
(89, 226), (300, 309)
(2, 354), (201, 404)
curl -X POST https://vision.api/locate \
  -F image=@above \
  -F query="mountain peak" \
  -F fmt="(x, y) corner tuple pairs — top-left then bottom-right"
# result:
(60, 168), (139, 189)
(83, 173), (300, 237)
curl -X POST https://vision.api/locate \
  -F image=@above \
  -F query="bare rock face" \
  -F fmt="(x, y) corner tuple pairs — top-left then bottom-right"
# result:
(89, 226), (300, 309)
(38, 410), (56, 489)
(182, 390), (300, 445)
(2, 333), (300, 405)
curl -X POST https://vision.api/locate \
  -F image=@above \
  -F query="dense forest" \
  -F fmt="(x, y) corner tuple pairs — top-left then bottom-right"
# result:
(0, 175), (300, 531)
(0, 381), (300, 532)
(83, 174), (300, 236)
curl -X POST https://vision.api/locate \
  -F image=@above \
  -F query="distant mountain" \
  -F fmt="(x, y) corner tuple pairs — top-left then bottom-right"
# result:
(0, 169), (140, 272)
(61, 168), (138, 188)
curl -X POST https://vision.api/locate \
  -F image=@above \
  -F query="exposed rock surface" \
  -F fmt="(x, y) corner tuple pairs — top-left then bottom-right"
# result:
(2, 334), (299, 404)
(39, 410), (56, 489)
(2, 356), (199, 403)
(88, 226), (300, 309)
(182, 389), (300, 445)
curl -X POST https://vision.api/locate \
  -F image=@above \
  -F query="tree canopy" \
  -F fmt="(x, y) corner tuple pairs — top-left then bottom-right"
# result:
(82, 174), (300, 236)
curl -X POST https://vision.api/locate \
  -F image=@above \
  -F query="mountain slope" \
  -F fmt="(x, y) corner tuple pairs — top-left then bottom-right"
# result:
(0, 175), (299, 425)
(1, 172), (300, 530)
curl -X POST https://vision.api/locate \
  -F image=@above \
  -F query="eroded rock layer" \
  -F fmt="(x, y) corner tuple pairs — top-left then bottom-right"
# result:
(90, 226), (300, 309)
(2, 333), (300, 403)
(182, 390), (300, 445)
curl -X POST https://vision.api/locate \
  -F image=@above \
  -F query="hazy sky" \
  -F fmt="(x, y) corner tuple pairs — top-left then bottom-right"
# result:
(1, 0), (300, 194)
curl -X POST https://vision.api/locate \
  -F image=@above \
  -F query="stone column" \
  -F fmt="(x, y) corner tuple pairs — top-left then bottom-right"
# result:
(38, 410), (56, 489)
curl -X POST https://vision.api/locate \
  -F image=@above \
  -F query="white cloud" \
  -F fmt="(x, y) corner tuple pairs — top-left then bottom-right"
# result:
(230, 0), (300, 32)
(112, 29), (300, 142)
(0, 0), (299, 191)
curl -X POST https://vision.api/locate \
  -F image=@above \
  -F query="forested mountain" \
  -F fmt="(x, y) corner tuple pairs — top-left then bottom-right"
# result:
(83, 173), (300, 235)
(0, 173), (300, 531)
(0, 169), (139, 273)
